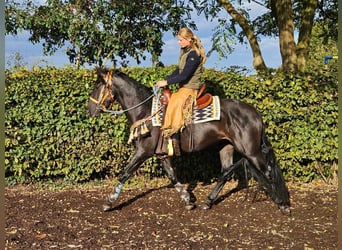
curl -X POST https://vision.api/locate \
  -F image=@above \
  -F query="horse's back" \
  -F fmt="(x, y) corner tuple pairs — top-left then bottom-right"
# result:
(220, 98), (263, 123)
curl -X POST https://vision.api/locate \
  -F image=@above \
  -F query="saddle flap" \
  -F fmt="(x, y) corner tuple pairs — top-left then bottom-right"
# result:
(160, 88), (171, 105)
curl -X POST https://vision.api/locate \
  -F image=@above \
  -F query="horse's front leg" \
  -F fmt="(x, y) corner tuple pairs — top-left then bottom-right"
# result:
(159, 157), (195, 210)
(103, 150), (149, 211)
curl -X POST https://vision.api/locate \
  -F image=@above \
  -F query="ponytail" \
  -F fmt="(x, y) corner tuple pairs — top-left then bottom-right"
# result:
(191, 35), (206, 65)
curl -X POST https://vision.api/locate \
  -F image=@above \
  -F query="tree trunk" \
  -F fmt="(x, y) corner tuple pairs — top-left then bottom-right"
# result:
(296, 0), (318, 72)
(271, 0), (298, 72)
(218, 0), (267, 72)
(75, 50), (81, 70)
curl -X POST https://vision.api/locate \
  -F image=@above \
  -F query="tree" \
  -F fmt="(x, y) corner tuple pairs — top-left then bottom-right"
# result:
(190, 0), (337, 73)
(217, 0), (267, 71)
(293, 0), (317, 72)
(5, 0), (195, 68)
(270, 0), (298, 72)
(265, 0), (336, 72)
(6, 0), (337, 72)
(306, 23), (337, 73)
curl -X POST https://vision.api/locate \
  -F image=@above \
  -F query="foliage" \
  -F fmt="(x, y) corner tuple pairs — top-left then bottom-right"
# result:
(5, 0), (338, 72)
(306, 23), (338, 72)
(5, 67), (127, 183)
(5, 0), (195, 68)
(188, 0), (338, 72)
(5, 65), (337, 184)
(249, 0), (338, 42)
(313, 0), (338, 43)
(255, 73), (337, 182)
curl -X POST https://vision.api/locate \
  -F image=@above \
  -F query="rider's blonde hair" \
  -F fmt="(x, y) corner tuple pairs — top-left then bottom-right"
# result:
(178, 27), (206, 66)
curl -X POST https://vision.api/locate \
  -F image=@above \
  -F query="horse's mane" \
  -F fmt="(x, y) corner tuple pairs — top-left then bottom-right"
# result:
(96, 68), (152, 98)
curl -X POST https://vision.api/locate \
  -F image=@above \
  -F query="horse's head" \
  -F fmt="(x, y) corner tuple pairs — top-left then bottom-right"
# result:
(88, 68), (115, 117)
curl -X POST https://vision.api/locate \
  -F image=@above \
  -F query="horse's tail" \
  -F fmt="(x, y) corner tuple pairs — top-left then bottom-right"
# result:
(260, 126), (290, 209)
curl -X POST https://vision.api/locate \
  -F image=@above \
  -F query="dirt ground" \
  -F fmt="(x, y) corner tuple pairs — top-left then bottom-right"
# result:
(5, 179), (337, 249)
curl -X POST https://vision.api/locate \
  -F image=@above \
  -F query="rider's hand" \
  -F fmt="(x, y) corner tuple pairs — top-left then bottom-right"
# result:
(157, 80), (168, 88)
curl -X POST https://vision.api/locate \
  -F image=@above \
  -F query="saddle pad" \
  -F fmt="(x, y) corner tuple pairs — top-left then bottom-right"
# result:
(151, 95), (220, 127)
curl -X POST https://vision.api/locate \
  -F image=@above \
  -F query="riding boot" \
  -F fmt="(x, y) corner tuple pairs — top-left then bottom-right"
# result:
(171, 133), (181, 156)
(156, 132), (169, 157)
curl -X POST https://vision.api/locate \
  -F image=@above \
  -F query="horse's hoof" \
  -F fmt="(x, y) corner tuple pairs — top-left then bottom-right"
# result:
(185, 203), (196, 210)
(200, 203), (212, 210)
(279, 205), (291, 215)
(103, 202), (113, 212)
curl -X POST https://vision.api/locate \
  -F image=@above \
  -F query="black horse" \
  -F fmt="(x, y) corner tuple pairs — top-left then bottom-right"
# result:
(88, 68), (290, 214)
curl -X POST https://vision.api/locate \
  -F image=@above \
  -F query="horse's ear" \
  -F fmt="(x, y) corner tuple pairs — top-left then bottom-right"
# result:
(95, 67), (110, 83)
(95, 66), (103, 76)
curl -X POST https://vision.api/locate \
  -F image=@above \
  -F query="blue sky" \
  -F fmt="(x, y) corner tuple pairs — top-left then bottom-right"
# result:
(5, 1), (282, 73)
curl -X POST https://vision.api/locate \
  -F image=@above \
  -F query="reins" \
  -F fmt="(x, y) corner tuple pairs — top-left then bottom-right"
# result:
(102, 84), (160, 115)
(102, 92), (154, 115)
(90, 74), (161, 116)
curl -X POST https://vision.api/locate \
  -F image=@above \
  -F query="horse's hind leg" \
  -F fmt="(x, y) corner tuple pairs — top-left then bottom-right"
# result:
(202, 144), (235, 210)
(159, 157), (195, 210)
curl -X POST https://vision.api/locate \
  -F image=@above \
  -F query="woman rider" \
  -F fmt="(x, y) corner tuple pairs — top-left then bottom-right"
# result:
(156, 27), (206, 156)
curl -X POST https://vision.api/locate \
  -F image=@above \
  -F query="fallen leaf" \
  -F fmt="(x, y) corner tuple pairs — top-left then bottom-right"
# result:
(35, 233), (47, 239)
(67, 209), (79, 213)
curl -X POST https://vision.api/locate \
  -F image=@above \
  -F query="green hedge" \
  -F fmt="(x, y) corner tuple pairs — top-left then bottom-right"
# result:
(203, 68), (338, 182)
(5, 66), (337, 184)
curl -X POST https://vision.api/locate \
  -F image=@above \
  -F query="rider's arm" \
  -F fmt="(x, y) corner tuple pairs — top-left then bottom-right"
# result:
(166, 51), (201, 85)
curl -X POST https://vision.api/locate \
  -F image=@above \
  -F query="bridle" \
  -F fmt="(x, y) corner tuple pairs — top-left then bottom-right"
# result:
(89, 71), (161, 115)
(89, 71), (114, 111)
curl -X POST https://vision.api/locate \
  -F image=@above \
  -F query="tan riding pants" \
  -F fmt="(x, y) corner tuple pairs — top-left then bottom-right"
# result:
(162, 87), (196, 137)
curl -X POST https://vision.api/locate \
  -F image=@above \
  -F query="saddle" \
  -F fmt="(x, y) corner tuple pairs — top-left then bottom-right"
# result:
(160, 84), (213, 110)
(157, 84), (213, 157)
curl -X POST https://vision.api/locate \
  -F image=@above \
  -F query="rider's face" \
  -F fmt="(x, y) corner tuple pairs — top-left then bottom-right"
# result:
(177, 35), (191, 48)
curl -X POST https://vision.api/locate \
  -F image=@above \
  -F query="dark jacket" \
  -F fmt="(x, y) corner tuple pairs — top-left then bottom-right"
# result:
(166, 47), (203, 89)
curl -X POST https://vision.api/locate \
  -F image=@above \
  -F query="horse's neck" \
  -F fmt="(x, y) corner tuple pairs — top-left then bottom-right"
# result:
(114, 80), (151, 125)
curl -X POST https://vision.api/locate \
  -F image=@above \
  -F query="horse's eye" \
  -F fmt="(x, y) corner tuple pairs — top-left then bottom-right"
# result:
(104, 99), (111, 106)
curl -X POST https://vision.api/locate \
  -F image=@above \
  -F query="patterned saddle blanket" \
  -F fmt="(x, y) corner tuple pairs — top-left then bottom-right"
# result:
(151, 95), (221, 127)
